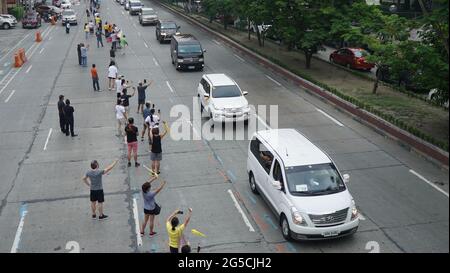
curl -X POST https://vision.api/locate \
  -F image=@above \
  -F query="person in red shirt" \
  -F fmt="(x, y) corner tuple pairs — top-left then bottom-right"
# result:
(91, 64), (100, 91)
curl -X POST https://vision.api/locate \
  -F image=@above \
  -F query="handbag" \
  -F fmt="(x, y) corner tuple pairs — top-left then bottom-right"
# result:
(153, 203), (161, 215)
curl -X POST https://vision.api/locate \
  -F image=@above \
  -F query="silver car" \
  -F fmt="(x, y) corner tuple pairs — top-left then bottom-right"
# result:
(129, 0), (143, 15)
(0, 14), (17, 29)
(139, 8), (158, 25)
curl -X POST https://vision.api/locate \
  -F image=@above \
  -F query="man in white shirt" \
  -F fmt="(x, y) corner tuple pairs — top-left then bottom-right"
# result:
(115, 99), (128, 137)
(115, 76), (123, 96)
(144, 108), (160, 143)
(108, 61), (118, 91)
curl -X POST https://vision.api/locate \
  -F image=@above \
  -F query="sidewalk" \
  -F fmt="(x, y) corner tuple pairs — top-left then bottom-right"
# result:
(166, 6), (448, 153)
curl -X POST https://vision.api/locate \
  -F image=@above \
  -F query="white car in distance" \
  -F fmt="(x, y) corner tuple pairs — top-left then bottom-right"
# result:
(61, 0), (72, 9)
(197, 73), (250, 123)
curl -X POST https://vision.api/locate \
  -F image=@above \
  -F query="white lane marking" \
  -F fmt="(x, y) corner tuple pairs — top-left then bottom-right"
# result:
(316, 108), (344, 127)
(4, 62), (9, 67)
(25, 65), (33, 74)
(0, 69), (13, 85)
(265, 75), (282, 86)
(132, 196), (143, 247)
(166, 81), (174, 93)
(212, 39), (221, 46)
(4, 89), (16, 103)
(152, 57), (159, 67)
(227, 189), (255, 232)
(10, 204), (28, 253)
(137, 32), (141, 37)
(234, 54), (245, 62)
(409, 169), (449, 197)
(48, 36), (52, 41)
(144, 42), (148, 48)
(0, 67), (22, 95)
(43, 128), (53, 151)
(39, 47), (45, 54)
(0, 33), (31, 63)
(255, 114), (271, 130)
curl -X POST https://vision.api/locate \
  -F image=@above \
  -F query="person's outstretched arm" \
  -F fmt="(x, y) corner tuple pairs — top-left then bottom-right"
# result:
(161, 121), (170, 139)
(167, 209), (180, 224)
(104, 159), (119, 174)
(154, 180), (167, 195)
(184, 208), (193, 227)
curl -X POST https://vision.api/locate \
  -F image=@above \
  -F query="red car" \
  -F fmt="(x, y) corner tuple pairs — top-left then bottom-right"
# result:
(329, 48), (375, 71)
(22, 12), (42, 29)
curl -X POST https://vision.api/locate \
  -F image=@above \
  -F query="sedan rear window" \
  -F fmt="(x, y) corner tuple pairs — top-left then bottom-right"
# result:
(63, 10), (75, 16)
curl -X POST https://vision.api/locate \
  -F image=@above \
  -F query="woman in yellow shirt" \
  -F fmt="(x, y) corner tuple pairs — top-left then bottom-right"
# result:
(166, 208), (192, 253)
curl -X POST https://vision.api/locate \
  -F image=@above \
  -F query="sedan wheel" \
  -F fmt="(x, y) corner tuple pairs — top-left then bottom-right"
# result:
(281, 216), (293, 241)
(3, 23), (10, 30)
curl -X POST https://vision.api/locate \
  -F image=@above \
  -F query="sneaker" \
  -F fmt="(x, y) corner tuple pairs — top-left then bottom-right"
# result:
(135, 162), (140, 167)
(149, 231), (157, 237)
(99, 214), (109, 221)
(140, 232), (145, 237)
(92, 214), (97, 220)
(128, 162), (131, 167)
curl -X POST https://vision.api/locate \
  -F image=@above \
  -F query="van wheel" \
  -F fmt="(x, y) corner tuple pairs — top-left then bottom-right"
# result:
(249, 173), (259, 194)
(281, 215), (293, 241)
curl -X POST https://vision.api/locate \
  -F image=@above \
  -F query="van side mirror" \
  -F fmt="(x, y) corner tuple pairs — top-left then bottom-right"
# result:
(343, 174), (350, 183)
(203, 49), (207, 53)
(242, 91), (248, 96)
(204, 93), (210, 98)
(272, 180), (282, 190)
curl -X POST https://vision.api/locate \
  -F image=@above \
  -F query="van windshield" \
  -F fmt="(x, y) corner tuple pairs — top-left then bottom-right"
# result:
(285, 163), (346, 196)
(178, 44), (202, 54)
(212, 85), (242, 98)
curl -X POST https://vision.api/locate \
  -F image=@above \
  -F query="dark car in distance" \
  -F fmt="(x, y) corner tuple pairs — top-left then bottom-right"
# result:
(330, 48), (375, 71)
(156, 20), (179, 43)
(22, 12), (42, 29)
(171, 34), (205, 71)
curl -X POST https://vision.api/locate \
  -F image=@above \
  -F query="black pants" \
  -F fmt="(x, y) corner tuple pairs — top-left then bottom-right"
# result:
(77, 54), (81, 65)
(65, 118), (74, 136)
(59, 113), (66, 133)
(92, 77), (100, 91)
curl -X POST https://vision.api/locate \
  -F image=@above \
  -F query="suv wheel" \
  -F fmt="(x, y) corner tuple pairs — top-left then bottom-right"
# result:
(281, 215), (293, 241)
(3, 23), (10, 30)
(249, 173), (259, 194)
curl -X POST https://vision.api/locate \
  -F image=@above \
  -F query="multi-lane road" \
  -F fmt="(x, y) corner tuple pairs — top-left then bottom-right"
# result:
(0, 0), (448, 253)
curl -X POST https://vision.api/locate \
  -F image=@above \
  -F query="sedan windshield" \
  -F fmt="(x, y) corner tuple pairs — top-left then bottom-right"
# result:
(130, 2), (141, 6)
(285, 163), (346, 196)
(161, 23), (177, 29)
(353, 49), (369, 58)
(212, 85), (242, 98)
(178, 44), (202, 54)
(62, 10), (74, 16)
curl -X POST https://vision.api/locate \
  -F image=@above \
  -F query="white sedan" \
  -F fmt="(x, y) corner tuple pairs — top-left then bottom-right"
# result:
(61, 0), (72, 9)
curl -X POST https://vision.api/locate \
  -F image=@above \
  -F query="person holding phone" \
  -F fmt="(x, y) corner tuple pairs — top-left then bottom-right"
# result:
(166, 208), (193, 253)
(140, 178), (166, 237)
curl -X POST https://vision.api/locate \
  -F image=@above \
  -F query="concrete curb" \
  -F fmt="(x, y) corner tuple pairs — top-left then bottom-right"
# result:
(156, 1), (449, 169)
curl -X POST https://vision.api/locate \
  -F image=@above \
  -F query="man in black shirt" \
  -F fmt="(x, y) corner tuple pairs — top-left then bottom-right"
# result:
(58, 95), (66, 134)
(64, 99), (78, 137)
(125, 118), (140, 167)
(121, 87), (135, 115)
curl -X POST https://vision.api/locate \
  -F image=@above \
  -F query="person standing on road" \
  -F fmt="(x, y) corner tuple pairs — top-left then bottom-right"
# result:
(125, 117), (140, 167)
(58, 95), (66, 134)
(82, 159), (119, 220)
(95, 27), (104, 48)
(108, 61), (118, 91)
(115, 76), (123, 97)
(91, 64), (100, 91)
(137, 80), (153, 114)
(150, 122), (169, 175)
(166, 208), (193, 253)
(119, 34), (128, 55)
(80, 43), (89, 67)
(121, 86), (136, 115)
(64, 99), (77, 137)
(141, 102), (152, 141)
(77, 43), (82, 65)
(140, 178), (166, 237)
(84, 23), (89, 40)
(109, 45), (115, 62)
(115, 99), (128, 137)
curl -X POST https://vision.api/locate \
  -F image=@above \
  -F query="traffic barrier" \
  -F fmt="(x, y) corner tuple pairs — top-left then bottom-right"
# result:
(35, 31), (42, 42)
(18, 48), (27, 63)
(14, 53), (23, 68)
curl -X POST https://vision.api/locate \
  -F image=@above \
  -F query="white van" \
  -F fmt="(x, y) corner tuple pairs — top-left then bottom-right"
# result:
(247, 129), (359, 240)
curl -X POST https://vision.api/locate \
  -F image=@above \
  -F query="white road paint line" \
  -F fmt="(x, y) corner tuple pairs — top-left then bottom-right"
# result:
(132, 196), (143, 247)
(144, 42), (148, 48)
(43, 128), (53, 151)
(316, 108), (344, 127)
(265, 75), (282, 86)
(212, 39), (221, 46)
(10, 204), (28, 253)
(4, 62), (9, 67)
(0, 33), (30, 63)
(255, 114), (271, 130)
(39, 47), (45, 54)
(0, 67), (22, 95)
(4, 90), (16, 103)
(25, 65), (33, 74)
(137, 32), (141, 37)
(234, 54), (245, 62)
(166, 81), (174, 93)
(227, 189), (255, 232)
(0, 69), (13, 85)
(152, 58), (159, 67)
(409, 169), (449, 197)
(48, 36), (52, 41)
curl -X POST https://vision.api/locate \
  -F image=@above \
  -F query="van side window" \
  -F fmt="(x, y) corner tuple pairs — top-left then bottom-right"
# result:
(204, 81), (210, 95)
(250, 138), (273, 174)
(272, 160), (283, 182)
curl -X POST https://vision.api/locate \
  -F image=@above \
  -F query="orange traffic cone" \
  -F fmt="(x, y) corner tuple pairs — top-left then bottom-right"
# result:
(14, 53), (23, 67)
(36, 31), (42, 42)
(51, 16), (55, 25)
(19, 48), (27, 63)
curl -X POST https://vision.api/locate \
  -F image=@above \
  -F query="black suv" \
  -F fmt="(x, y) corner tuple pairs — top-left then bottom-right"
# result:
(156, 20), (179, 44)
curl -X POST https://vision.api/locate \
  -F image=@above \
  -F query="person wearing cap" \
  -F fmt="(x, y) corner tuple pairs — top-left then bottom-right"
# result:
(137, 79), (153, 114)
(82, 159), (119, 220)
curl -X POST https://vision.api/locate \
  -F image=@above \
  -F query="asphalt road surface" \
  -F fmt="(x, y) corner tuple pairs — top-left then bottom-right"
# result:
(0, 0), (448, 253)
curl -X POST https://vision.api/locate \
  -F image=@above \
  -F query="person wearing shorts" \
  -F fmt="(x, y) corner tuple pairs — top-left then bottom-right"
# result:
(137, 79), (153, 114)
(149, 122), (169, 175)
(108, 61), (118, 91)
(82, 159), (118, 220)
(116, 99), (127, 137)
(125, 117), (140, 167)
(140, 178), (166, 237)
